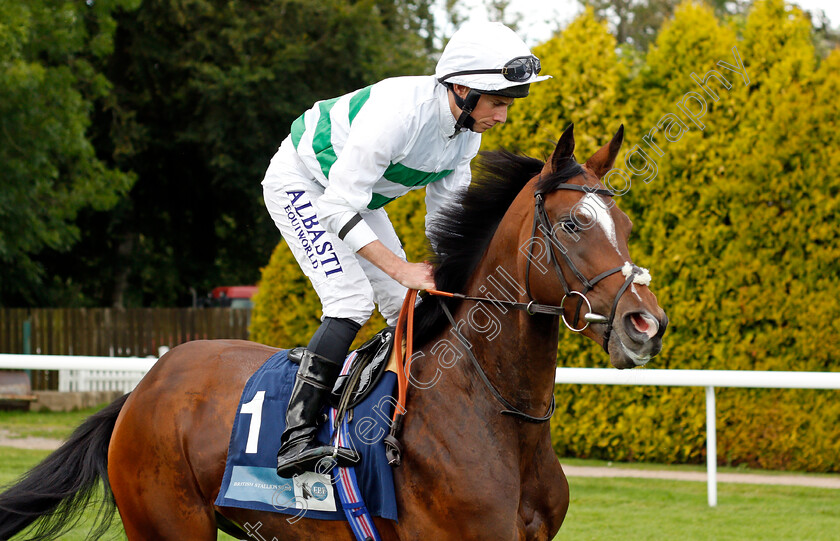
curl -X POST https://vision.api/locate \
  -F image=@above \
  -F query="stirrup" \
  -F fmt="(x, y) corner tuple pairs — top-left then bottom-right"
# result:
(277, 441), (360, 477)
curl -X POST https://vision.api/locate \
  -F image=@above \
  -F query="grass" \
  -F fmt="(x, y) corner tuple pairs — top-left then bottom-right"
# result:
(0, 447), (120, 541)
(1, 409), (837, 540)
(558, 476), (840, 540)
(0, 447), (237, 541)
(0, 405), (105, 439)
(559, 456), (840, 480)
(2, 448), (838, 540)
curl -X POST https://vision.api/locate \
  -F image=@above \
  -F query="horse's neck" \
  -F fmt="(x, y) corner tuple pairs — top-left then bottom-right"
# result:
(412, 182), (559, 422)
(452, 249), (560, 415)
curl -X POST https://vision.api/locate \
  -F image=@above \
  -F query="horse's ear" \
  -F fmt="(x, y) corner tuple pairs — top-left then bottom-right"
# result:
(584, 124), (624, 179)
(542, 123), (576, 175)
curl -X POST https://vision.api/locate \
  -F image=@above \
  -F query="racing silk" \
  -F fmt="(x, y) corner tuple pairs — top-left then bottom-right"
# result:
(289, 76), (482, 252)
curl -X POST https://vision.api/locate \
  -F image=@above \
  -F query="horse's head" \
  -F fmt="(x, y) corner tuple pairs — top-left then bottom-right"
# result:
(524, 123), (667, 368)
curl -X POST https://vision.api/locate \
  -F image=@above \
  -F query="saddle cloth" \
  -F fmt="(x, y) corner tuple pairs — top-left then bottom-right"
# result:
(215, 349), (398, 521)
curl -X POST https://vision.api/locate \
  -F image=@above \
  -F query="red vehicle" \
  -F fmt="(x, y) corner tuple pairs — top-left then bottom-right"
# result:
(207, 286), (258, 309)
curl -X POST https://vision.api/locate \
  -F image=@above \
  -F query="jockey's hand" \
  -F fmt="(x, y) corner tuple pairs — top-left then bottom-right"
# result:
(394, 261), (435, 291)
(357, 241), (436, 290)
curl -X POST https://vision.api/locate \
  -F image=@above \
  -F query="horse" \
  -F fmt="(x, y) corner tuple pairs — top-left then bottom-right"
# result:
(0, 123), (667, 541)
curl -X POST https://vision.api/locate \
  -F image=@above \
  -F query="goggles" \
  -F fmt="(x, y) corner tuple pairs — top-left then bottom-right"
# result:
(439, 55), (542, 84)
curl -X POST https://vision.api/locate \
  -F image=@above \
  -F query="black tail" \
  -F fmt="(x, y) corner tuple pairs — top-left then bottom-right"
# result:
(0, 393), (130, 541)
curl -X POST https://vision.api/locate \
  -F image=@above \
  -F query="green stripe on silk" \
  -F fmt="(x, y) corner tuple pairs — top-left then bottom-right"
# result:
(310, 87), (371, 179)
(367, 193), (397, 209)
(290, 115), (306, 148)
(348, 86), (372, 124)
(383, 162), (453, 188)
(311, 96), (342, 179)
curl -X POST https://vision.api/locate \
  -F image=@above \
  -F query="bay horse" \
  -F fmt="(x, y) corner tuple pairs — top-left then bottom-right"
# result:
(0, 124), (667, 541)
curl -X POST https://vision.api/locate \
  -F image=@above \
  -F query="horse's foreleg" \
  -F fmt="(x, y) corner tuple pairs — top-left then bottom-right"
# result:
(518, 435), (569, 540)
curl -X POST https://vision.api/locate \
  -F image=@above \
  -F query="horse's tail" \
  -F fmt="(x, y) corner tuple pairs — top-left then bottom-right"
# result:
(0, 392), (130, 541)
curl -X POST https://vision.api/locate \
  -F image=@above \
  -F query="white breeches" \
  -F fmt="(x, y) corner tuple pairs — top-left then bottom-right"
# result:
(262, 137), (408, 327)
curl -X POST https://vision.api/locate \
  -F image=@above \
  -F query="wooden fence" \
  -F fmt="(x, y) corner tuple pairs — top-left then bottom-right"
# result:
(0, 308), (251, 390)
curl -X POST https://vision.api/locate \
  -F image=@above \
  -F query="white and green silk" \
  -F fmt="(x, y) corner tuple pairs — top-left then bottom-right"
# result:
(286, 76), (481, 252)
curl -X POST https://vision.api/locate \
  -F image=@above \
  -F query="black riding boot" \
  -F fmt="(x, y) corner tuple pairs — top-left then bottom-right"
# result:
(277, 317), (361, 478)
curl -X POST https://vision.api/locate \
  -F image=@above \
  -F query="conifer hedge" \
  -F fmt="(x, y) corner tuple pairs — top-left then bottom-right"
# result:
(251, 0), (840, 472)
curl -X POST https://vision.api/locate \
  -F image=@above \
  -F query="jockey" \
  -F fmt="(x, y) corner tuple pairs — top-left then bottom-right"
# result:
(262, 21), (551, 478)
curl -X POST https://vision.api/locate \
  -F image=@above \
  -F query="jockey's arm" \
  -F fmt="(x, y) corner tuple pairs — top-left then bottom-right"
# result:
(357, 240), (435, 291)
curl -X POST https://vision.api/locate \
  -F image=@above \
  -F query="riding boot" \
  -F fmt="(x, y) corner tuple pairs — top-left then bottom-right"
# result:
(277, 317), (361, 478)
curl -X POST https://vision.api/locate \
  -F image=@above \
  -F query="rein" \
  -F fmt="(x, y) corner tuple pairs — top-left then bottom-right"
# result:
(383, 289), (416, 466)
(437, 298), (556, 423)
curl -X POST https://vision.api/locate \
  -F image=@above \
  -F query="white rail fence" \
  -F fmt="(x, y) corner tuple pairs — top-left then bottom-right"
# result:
(553, 368), (840, 506)
(58, 369), (147, 393)
(0, 354), (160, 394)
(1, 354), (839, 506)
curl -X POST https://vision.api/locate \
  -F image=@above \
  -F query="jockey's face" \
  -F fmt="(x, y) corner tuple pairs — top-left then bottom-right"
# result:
(451, 84), (515, 133)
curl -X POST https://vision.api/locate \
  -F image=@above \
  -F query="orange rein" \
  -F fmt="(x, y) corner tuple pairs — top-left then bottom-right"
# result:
(385, 288), (454, 464)
(386, 286), (556, 464)
(390, 289), (414, 423)
(390, 288), (454, 425)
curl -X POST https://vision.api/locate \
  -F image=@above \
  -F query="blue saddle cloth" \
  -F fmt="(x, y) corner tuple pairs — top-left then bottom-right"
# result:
(215, 349), (398, 521)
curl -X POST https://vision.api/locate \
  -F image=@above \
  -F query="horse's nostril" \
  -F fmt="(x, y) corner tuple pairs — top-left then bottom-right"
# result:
(627, 312), (658, 340)
(631, 313), (648, 333)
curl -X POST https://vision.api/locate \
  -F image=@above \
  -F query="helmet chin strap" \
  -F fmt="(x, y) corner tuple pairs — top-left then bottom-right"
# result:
(447, 84), (482, 138)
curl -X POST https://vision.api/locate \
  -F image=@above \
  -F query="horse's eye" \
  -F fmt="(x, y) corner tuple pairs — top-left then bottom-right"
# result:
(562, 220), (579, 234)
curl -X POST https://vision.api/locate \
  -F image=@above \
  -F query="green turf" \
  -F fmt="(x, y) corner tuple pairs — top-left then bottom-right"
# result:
(0, 446), (236, 540)
(0, 447), (121, 540)
(557, 476), (840, 540)
(2, 405), (838, 541)
(559, 456), (840, 480)
(3, 446), (838, 540)
(0, 405), (107, 439)
(0, 447), (51, 485)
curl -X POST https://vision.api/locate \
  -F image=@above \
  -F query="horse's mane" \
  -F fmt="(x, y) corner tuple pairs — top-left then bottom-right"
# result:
(413, 148), (586, 347)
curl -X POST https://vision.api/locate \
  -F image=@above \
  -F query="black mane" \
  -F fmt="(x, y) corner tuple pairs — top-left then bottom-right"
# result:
(413, 148), (585, 347)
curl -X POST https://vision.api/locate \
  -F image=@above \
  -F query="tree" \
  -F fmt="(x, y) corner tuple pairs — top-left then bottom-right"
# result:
(0, 0), (138, 306)
(579, 0), (749, 50)
(30, 0), (437, 307)
(547, 0), (840, 472)
(484, 0), (523, 31)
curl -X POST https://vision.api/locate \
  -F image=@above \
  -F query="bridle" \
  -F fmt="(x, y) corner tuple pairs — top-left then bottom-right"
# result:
(425, 183), (652, 422)
(385, 183), (654, 463)
(526, 184), (651, 350)
(430, 183), (652, 347)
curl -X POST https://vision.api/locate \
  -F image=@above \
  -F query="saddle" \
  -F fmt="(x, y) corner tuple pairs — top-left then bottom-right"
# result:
(215, 346), (400, 523)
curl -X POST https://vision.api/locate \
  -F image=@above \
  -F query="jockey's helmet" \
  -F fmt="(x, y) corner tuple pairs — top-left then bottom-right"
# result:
(435, 22), (551, 132)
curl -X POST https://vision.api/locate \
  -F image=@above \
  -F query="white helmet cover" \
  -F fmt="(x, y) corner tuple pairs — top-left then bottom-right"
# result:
(435, 21), (552, 92)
